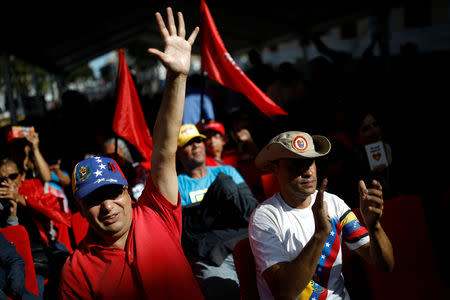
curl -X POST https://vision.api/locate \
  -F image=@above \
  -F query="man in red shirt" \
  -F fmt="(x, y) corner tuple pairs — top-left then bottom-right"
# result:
(58, 7), (203, 300)
(204, 121), (239, 168)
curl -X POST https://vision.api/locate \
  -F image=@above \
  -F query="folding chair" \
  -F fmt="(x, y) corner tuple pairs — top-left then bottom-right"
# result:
(0, 225), (39, 296)
(232, 238), (260, 300)
(354, 194), (450, 299)
(260, 173), (279, 199)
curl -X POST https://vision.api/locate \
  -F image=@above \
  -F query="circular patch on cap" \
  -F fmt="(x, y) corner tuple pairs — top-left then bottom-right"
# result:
(292, 135), (308, 152)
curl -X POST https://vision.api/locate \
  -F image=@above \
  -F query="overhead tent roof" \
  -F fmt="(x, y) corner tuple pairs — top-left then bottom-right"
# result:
(1, 1), (403, 75)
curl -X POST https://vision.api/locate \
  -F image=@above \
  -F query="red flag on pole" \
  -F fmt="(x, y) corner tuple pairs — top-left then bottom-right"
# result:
(113, 49), (152, 169)
(200, 0), (287, 117)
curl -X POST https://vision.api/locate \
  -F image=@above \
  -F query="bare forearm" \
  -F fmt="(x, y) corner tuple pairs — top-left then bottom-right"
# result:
(269, 179), (331, 299)
(152, 73), (187, 156)
(32, 148), (52, 182)
(151, 73), (187, 205)
(148, 7), (198, 205)
(358, 180), (394, 272)
(55, 169), (71, 187)
(368, 223), (394, 272)
(266, 234), (327, 299)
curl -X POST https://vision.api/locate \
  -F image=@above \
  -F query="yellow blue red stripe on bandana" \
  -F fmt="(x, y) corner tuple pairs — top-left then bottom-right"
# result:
(299, 280), (328, 300)
(339, 210), (369, 244)
(311, 211), (368, 291)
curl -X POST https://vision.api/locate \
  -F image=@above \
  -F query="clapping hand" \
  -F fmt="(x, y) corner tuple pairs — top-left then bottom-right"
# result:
(359, 180), (384, 230)
(312, 178), (331, 238)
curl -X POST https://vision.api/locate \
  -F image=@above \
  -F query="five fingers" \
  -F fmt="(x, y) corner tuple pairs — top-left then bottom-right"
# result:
(148, 7), (199, 59)
(153, 8), (198, 43)
(359, 179), (384, 211)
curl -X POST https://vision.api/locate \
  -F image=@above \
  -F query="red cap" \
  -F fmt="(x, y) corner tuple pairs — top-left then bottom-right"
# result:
(204, 121), (225, 136)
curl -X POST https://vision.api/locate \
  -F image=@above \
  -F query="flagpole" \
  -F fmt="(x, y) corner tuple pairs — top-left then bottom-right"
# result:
(200, 71), (205, 122)
(114, 136), (118, 162)
(114, 49), (120, 163)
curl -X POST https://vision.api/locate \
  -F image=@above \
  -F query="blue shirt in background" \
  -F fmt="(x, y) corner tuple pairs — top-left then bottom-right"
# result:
(177, 166), (244, 206)
(182, 88), (215, 125)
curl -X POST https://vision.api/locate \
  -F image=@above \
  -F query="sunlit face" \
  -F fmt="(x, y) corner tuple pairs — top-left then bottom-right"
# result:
(273, 158), (317, 199)
(177, 137), (206, 170)
(358, 114), (382, 145)
(79, 185), (132, 242)
(205, 131), (225, 158)
(0, 162), (24, 188)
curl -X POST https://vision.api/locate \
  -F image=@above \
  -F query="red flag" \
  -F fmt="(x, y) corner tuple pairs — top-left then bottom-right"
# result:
(200, 0), (287, 117)
(113, 49), (152, 168)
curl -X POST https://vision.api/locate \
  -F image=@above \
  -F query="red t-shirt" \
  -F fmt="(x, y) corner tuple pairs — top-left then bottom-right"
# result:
(58, 179), (204, 300)
(205, 149), (239, 168)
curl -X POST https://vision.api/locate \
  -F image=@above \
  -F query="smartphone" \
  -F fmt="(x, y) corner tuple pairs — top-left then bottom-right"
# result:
(10, 126), (35, 139)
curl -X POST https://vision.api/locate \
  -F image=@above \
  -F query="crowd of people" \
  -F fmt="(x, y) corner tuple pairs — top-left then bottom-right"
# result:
(0, 6), (447, 300)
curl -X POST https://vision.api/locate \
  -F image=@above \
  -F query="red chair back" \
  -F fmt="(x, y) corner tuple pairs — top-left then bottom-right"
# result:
(0, 225), (39, 296)
(355, 195), (450, 299)
(232, 238), (260, 300)
(260, 173), (279, 199)
(71, 212), (89, 246)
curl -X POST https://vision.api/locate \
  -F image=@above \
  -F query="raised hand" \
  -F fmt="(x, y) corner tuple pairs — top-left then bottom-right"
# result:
(236, 129), (252, 143)
(312, 178), (331, 238)
(359, 180), (384, 229)
(25, 131), (40, 150)
(147, 7), (199, 76)
(49, 159), (62, 172)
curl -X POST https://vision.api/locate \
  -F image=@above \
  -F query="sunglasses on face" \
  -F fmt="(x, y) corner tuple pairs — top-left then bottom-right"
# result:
(82, 185), (128, 208)
(0, 173), (19, 183)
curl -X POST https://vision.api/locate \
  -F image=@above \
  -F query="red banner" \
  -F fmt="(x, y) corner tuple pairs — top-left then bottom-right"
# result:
(200, 0), (287, 117)
(113, 49), (152, 168)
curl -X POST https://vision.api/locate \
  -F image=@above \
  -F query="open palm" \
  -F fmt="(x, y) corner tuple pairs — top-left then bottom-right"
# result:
(148, 7), (199, 76)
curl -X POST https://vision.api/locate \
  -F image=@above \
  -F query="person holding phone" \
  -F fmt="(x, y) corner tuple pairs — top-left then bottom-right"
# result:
(7, 127), (51, 183)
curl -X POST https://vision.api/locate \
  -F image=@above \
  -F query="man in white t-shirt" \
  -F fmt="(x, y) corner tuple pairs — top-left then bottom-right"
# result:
(248, 131), (394, 300)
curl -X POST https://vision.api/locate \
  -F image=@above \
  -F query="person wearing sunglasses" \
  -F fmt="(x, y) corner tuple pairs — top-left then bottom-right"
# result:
(58, 7), (204, 300)
(0, 157), (72, 299)
(0, 158), (26, 228)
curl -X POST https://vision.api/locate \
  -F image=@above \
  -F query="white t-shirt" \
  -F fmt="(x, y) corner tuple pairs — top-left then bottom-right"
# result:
(248, 191), (370, 300)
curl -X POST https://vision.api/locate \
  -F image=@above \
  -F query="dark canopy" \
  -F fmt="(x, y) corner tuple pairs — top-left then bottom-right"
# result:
(1, 1), (403, 75)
